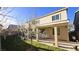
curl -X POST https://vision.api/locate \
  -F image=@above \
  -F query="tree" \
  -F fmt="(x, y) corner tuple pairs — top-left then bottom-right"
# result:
(26, 19), (39, 49)
(68, 23), (75, 32)
(0, 7), (15, 50)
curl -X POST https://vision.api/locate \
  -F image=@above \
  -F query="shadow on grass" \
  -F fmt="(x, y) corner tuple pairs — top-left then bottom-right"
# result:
(1, 34), (52, 51)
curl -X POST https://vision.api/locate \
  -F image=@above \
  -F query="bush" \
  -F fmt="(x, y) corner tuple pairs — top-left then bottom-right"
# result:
(1, 34), (64, 51)
(1, 34), (36, 51)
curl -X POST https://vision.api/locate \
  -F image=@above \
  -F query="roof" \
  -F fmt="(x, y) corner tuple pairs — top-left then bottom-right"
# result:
(75, 9), (79, 13)
(7, 24), (20, 30)
(25, 7), (68, 23)
(35, 7), (68, 20)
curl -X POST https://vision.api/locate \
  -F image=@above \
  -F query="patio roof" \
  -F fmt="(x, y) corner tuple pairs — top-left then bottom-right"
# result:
(36, 20), (69, 28)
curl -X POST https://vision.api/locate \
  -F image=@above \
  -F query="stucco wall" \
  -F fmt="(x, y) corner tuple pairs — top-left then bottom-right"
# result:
(46, 28), (53, 38)
(58, 26), (69, 41)
(45, 26), (69, 41)
(38, 9), (68, 25)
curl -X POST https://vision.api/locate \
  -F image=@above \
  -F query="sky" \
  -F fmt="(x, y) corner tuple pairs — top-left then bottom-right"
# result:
(0, 7), (79, 28)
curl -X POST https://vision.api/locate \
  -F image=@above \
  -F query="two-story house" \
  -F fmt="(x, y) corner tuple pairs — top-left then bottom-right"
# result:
(24, 8), (69, 47)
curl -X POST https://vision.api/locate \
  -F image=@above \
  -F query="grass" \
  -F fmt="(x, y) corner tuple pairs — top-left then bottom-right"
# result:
(1, 34), (64, 51)
(1, 35), (37, 51)
(25, 39), (65, 51)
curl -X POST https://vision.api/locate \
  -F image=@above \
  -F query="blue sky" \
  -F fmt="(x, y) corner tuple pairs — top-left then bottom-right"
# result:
(3, 7), (79, 25)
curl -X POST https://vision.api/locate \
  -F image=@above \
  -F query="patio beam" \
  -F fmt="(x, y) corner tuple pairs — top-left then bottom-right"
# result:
(54, 27), (58, 47)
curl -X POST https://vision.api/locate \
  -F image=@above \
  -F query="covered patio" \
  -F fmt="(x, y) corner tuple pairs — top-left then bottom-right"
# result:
(35, 20), (69, 47)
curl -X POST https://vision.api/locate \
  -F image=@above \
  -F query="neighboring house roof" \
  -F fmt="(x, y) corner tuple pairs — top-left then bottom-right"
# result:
(73, 10), (79, 24)
(7, 24), (19, 31)
(75, 9), (79, 13)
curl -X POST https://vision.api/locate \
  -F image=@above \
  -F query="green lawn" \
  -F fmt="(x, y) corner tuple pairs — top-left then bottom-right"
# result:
(1, 35), (64, 51)
(25, 39), (65, 51)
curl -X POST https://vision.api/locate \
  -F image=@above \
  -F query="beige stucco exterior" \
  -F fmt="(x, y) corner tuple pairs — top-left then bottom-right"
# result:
(37, 25), (69, 41)
(36, 8), (68, 26)
(24, 8), (69, 47)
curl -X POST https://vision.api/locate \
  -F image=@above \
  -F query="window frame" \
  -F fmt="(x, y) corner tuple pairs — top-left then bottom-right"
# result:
(52, 14), (61, 21)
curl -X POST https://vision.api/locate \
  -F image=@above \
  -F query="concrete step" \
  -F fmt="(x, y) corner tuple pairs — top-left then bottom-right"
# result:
(59, 42), (79, 46)
(59, 44), (74, 49)
(59, 47), (75, 51)
(58, 43), (77, 51)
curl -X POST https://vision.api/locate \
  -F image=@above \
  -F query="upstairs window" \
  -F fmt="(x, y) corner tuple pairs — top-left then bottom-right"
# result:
(52, 14), (60, 21)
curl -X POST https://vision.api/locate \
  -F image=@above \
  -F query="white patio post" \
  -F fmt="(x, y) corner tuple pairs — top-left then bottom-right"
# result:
(36, 28), (39, 42)
(54, 27), (58, 47)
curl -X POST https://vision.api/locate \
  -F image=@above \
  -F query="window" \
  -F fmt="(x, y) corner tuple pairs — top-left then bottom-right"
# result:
(52, 28), (54, 35)
(56, 15), (59, 20)
(52, 28), (60, 35)
(52, 14), (60, 21)
(57, 28), (60, 35)
(52, 16), (56, 20)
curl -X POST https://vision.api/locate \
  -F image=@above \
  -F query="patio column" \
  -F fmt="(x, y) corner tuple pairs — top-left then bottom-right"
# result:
(36, 28), (39, 42)
(54, 27), (58, 47)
